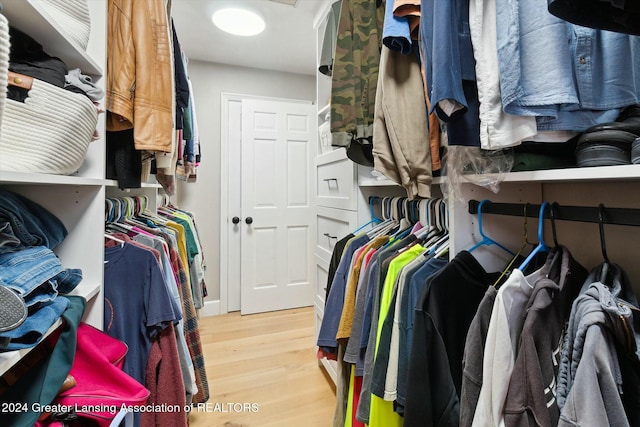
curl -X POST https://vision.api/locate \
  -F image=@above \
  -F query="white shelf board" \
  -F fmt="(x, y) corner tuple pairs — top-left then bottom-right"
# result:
(317, 103), (330, 117)
(356, 165), (640, 189)
(465, 164), (640, 184)
(316, 147), (348, 166)
(2, 0), (102, 75)
(0, 170), (105, 186)
(104, 179), (161, 189)
(0, 281), (101, 377)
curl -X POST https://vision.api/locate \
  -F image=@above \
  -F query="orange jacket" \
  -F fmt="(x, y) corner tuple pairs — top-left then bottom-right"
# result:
(106, 0), (173, 153)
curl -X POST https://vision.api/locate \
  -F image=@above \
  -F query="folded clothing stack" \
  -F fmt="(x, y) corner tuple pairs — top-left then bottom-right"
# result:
(0, 189), (82, 351)
(576, 105), (640, 167)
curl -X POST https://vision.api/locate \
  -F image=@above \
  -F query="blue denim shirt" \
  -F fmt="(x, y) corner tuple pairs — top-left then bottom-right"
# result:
(497, 0), (640, 131)
(419, 0), (481, 146)
(420, 0), (476, 116)
(383, 0), (412, 55)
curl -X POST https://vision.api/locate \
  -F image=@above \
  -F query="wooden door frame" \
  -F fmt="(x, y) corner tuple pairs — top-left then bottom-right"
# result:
(219, 93), (313, 315)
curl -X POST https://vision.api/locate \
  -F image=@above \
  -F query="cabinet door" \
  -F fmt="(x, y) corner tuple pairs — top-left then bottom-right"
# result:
(316, 206), (358, 263)
(316, 149), (358, 210)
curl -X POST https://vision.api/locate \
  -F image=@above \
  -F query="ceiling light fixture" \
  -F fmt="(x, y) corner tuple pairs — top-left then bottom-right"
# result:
(211, 8), (266, 36)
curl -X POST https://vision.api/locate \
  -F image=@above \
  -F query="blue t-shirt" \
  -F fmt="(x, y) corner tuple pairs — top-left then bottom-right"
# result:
(317, 234), (370, 352)
(104, 243), (180, 385)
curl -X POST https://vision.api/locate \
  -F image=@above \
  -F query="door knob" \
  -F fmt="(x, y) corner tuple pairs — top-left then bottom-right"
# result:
(232, 216), (240, 224)
(245, 217), (253, 225)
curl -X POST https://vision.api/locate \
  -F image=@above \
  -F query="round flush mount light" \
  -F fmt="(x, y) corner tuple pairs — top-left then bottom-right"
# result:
(211, 8), (266, 36)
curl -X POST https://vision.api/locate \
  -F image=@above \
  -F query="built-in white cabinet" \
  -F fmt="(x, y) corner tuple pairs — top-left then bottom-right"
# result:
(0, 0), (161, 377)
(0, 0), (106, 376)
(312, 0), (405, 384)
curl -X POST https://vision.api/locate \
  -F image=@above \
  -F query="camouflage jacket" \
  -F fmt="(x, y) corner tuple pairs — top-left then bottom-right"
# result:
(330, 0), (385, 148)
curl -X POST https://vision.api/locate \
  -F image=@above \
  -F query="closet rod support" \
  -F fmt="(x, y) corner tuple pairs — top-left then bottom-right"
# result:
(468, 199), (640, 227)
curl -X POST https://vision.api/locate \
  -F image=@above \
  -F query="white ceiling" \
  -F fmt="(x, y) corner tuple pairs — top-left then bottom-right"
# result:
(171, 0), (329, 76)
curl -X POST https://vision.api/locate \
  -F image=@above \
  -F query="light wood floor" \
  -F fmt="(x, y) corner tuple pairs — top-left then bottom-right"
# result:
(188, 307), (336, 427)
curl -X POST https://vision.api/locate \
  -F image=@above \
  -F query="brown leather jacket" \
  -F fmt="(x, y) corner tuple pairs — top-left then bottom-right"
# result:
(106, 0), (173, 153)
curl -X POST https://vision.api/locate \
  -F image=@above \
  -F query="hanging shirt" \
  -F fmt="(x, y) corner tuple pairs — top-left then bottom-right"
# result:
(104, 243), (179, 386)
(356, 234), (418, 424)
(319, 1), (342, 76)
(370, 254), (427, 401)
(557, 280), (640, 427)
(404, 251), (500, 427)
(330, 0), (385, 150)
(338, 236), (389, 343)
(556, 263), (640, 416)
(326, 233), (355, 304)
(471, 264), (549, 427)
(419, 0), (482, 147)
(496, 0), (640, 131)
(318, 234), (371, 353)
(468, 0), (537, 149)
(504, 246), (587, 427)
(344, 248), (379, 369)
(459, 286), (498, 427)
(369, 243), (425, 427)
(382, 0), (412, 54)
(396, 255), (449, 411)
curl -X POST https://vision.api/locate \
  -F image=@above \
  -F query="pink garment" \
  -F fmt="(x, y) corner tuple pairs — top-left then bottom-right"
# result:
(36, 324), (149, 427)
(132, 226), (155, 237)
(362, 248), (378, 270)
(410, 221), (424, 235)
(105, 232), (161, 263)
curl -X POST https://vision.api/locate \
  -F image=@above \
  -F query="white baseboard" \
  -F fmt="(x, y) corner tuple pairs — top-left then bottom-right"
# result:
(199, 299), (221, 317)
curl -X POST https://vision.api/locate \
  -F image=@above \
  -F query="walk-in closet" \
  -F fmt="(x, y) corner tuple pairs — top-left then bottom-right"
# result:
(1, 0), (640, 426)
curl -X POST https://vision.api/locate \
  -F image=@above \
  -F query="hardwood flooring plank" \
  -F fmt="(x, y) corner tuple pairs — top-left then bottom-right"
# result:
(188, 307), (335, 427)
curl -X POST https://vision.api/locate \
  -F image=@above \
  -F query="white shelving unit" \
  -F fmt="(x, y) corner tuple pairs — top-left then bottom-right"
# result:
(1, 0), (102, 75)
(312, 0), (407, 384)
(0, 0), (107, 376)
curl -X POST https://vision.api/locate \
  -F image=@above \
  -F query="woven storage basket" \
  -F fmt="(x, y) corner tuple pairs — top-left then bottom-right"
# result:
(0, 72), (98, 175)
(38, 0), (91, 51)
(0, 12), (9, 129)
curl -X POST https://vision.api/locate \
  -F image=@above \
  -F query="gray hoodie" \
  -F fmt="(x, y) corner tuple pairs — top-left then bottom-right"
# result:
(556, 269), (640, 427)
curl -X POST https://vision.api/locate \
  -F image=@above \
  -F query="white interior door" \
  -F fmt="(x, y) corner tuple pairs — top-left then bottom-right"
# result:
(240, 99), (316, 314)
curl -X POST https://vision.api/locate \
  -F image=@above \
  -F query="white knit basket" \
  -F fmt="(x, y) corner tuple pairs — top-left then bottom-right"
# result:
(37, 0), (91, 51)
(0, 12), (9, 129)
(0, 77), (98, 175)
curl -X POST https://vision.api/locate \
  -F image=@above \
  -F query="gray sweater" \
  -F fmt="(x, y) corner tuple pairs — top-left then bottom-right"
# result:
(557, 277), (638, 427)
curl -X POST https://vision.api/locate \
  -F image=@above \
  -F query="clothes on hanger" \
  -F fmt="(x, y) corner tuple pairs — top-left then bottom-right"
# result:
(322, 196), (640, 427)
(502, 246), (587, 426)
(317, 197), (454, 426)
(105, 2), (201, 191)
(103, 197), (210, 427)
(461, 201), (640, 427)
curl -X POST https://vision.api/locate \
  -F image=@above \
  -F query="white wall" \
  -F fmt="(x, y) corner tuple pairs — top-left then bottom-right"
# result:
(177, 60), (315, 303)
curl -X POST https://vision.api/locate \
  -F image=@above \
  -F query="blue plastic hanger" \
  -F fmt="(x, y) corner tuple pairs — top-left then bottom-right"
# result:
(518, 201), (550, 270)
(468, 199), (515, 255)
(355, 196), (388, 235)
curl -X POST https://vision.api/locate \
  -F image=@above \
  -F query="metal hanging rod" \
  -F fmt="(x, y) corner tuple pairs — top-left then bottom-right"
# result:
(468, 199), (640, 227)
